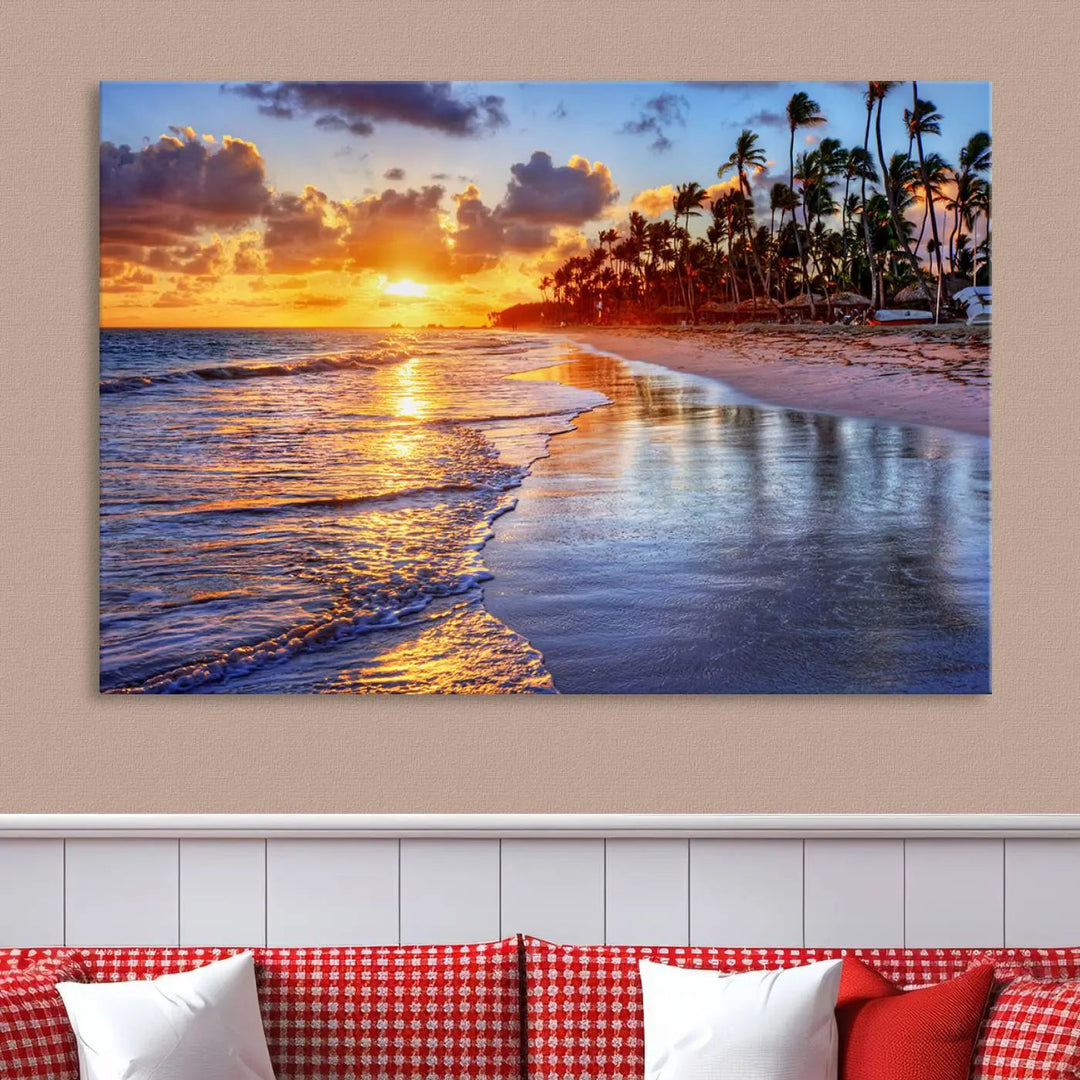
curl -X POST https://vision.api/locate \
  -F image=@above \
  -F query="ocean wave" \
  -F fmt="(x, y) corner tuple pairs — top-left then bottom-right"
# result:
(105, 498), (520, 694)
(99, 345), (412, 394)
(134, 480), (519, 521)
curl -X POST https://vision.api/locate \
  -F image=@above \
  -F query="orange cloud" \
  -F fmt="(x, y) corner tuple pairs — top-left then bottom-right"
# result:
(704, 177), (743, 203)
(99, 132), (627, 326)
(629, 184), (677, 218)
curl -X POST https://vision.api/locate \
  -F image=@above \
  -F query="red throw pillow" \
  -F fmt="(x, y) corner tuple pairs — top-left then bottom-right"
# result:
(971, 977), (1080, 1080)
(0, 955), (90, 1080)
(837, 957), (994, 1080)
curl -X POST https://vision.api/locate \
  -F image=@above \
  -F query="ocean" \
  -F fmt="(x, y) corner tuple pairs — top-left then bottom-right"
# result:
(100, 328), (990, 694)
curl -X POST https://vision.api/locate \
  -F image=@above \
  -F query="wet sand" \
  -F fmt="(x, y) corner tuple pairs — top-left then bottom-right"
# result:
(483, 348), (990, 694)
(564, 324), (989, 436)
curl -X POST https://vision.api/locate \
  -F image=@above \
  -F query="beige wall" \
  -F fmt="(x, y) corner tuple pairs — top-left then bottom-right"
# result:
(2, 0), (1078, 813)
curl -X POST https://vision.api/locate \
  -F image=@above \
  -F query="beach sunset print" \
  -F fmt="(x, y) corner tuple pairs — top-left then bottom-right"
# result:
(100, 80), (990, 693)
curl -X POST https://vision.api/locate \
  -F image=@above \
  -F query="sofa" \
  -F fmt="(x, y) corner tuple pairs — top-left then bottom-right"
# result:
(2, 936), (1078, 1079)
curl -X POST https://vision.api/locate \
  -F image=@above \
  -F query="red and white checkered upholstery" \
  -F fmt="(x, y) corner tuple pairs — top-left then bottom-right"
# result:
(522, 939), (979, 1080)
(972, 977), (1080, 1080)
(1, 940), (522, 1080)
(0, 953), (89, 1080)
(971, 949), (1080, 982)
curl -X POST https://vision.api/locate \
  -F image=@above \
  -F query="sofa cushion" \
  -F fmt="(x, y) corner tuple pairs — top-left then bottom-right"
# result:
(2, 939), (522, 1080)
(969, 949), (1080, 982)
(521, 938), (974, 1080)
(57, 951), (275, 1080)
(0, 954), (90, 1080)
(971, 977), (1080, 1080)
(836, 958), (994, 1080)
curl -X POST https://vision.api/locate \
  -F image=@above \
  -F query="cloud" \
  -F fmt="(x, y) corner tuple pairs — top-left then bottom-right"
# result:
(629, 184), (679, 218)
(339, 185), (459, 280)
(100, 131), (270, 248)
(452, 184), (552, 272)
(501, 152), (618, 225)
(744, 109), (788, 130)
(705, 177), (744, 204)
(232, 234), (266, 274)
(262, 186), (348, 274)
(223, 81), (508, 138)
(378, 295), (430, 307)
(99, 263), (156, 293)
(144, 236), (230, 277)
(290, 293), (348, 309)
(618, 93), (689, 153)
(626, 173), (761, 221)
(384, 167), (406, 181)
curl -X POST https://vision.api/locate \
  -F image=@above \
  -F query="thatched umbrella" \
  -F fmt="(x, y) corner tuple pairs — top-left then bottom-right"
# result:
(698, 300), (736, 323)
(828, 291), (872, 308)
(734, 297), (781, 322)
(782, 291), (827, 309)
(892, 282), (933, 305)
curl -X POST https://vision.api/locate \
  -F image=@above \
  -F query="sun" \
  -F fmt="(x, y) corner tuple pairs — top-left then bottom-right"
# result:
(382, 278), (429, 298)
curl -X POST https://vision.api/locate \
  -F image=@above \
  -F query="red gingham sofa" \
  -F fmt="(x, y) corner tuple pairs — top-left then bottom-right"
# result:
(3, 937), (1079, 1079)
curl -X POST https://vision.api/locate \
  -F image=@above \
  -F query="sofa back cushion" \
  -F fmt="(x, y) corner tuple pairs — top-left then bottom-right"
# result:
(2, 939), (522, 1080)
(0, 954), (90, 1080)
(969, 949), (1080, 981)
(521, 938), (976, 1080)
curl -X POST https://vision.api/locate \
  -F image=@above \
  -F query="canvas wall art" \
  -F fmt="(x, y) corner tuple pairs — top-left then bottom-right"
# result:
(99, 80), (990, 694)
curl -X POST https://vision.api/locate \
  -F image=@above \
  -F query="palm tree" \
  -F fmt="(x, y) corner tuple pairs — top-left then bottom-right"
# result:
(841, 147), (877, 286)
(786, 92), (826, 314)
(912, 151), (951, 257)
(870, 81), (923, 295)
(860, 86), (879, 305)
(530, 92), (991, 325)
(908, 85), (946, 320)
(947, 132), (991, 273)
(767, 182), (798, 296)
(719, 129), (769, 298)
(672, 182), (708, 316)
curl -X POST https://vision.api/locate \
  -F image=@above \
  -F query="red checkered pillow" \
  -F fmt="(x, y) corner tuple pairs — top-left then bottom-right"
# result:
(0, 954), (90, 1080)
(522, 937), (974, 1080)
(971, 950), (1080, 982)
(971, 977), (1080, 1080)
(4, 940), (523, 1080)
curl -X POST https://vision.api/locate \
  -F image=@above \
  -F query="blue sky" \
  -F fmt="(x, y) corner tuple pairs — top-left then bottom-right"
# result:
(101, 80), (990, 206)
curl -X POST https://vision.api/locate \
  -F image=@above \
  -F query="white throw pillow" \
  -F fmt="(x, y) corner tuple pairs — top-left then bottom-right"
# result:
(639, 957), (843, 1080)
(57, 951), (276, 1080)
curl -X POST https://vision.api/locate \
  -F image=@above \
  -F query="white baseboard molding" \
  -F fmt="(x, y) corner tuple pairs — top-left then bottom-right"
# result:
(2, 813), (1079, 838)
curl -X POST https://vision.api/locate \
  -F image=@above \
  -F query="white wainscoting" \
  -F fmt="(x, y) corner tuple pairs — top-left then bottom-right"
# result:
(0, 816), (1077, 948)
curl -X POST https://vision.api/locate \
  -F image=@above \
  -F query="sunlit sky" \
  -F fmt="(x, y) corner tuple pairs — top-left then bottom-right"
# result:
(100, 81), (990, 327)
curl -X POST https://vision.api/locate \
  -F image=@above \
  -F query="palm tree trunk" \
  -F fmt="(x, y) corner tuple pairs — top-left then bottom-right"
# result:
(860, 100), (876, 308)
(740, 171), (769, 299)
(726, 236), (740, 305)
(949, 199), (961, 275)
(912, 82), (945, 323)
(875, 95), (923, 296)
(789, 128), (812, 315)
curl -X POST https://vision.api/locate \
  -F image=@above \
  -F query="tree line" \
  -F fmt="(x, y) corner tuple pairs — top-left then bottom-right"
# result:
(497, 82), (990, 328)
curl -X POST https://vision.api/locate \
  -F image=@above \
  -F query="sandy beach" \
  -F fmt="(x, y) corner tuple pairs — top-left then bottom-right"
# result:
(484, 339), (990, 693)
(564, 325), (989, 436)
